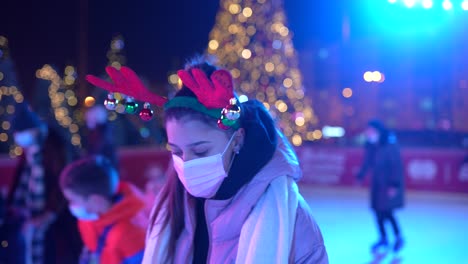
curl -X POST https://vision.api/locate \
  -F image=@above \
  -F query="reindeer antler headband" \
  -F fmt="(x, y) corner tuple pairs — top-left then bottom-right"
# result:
(86, 66), (241, 129)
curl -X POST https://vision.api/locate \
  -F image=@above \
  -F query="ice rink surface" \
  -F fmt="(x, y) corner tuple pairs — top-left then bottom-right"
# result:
(299, 185), (468, 264)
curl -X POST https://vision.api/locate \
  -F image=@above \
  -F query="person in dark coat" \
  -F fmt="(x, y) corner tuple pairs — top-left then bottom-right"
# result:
(356, 119), (405, 253)
(2, 102), (82, 264)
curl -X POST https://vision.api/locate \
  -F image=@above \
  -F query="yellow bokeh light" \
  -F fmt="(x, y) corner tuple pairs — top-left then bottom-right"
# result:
(71, 134), (81, 146)
(242, 7), (253, 17)
(208, 40), (219, 50)
(65, 90), (75, 99)
(241, 49), (252, 59)
(114, 93), (123, 100)
(292, 134), (303, 146)
(168, 74), (179, 85)
(312, 130), (323, 140)
(84, 96), (96, 107)
(231, 68), (241, 78)
(246, 26), (256, 36)
(342, 87), (353, 98)
(263, 102), (270, 110)
(296, 90), (304, 99)
(372, 71), (382, 82)
(65, 66), (75, 75)
(0, 133), (8, 142)
(250, 70), (260, 81)
(283, 78), (293, 88)
(14, 93), (24, 103)
(177, 78), (183, 89)
(275, 100), (288, 112)
(295, 116), (305, 126)
(14, 146), (23, 156)
(228, 24), (239, 34)
(63, 117), (72, 126)
(229, 4), (241, 14)
(279, 26), (289, 36)
(69, 124), (79, 133)
(265, 62), (275, 72)
(68, 97), (78, 106)
(363, 71), (373, 82)
(111, 61), (121, 69)
(2, 121), (10, 130)
(6, 105), (14, 114)
(237, 13), (247, 22)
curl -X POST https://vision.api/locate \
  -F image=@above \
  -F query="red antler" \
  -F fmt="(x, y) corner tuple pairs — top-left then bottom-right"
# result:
(85, 66), (168, 107)
(177, 68), (234, 109)
(119, 66), (168, 106)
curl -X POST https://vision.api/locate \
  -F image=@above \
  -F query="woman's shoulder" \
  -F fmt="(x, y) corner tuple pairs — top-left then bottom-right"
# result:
(293, 197), (328, 263)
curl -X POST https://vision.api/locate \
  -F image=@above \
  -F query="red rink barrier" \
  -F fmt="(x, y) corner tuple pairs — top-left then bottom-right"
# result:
(295, 147), (468, 194)
(1, 146), (467, 194)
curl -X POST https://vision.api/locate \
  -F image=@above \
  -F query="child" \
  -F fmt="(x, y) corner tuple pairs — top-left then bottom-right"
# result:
(60, 155), (147, 264)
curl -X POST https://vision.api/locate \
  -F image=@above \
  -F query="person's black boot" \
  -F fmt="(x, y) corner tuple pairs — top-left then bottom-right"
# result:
(393, 236), (404, 252)
(371, 238), (389, 252)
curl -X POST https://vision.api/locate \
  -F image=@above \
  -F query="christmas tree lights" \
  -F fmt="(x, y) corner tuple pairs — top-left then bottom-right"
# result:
(207, 0), (319, 146)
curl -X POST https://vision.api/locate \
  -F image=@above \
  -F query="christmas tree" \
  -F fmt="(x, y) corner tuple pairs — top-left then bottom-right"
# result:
(207, 0), (319, 146)
(0, 36), (26, 156)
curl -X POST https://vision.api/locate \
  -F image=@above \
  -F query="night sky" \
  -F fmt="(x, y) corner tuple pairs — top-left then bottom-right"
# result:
(2, 0), (350, 96)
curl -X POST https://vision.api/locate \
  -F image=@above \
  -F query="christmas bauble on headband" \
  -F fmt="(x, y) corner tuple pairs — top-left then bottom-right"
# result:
(86, 66), (168, 121)
(104, 93), (118, 110)
(218, 98), (241, 130)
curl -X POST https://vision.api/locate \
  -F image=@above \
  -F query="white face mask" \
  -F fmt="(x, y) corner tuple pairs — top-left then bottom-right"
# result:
(69, 205), (99, 221)
(172, 133), (237, 198)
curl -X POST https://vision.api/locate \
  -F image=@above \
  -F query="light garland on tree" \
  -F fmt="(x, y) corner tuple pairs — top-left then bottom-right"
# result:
(0, 35), (26, 157)
(36, 64), (81, 147)
(207, 0), (320, 146)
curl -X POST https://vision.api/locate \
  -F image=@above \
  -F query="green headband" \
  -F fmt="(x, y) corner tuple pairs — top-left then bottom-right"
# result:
(164, 96), (241, 129)
(164, 96), (222, 120)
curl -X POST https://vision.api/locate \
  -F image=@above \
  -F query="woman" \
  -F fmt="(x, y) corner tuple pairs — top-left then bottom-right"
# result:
(356, 120), (405, 253)
(87, 58), (328, 263)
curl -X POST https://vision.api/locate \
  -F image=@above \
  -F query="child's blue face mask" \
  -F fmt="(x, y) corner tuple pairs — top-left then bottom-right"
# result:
(14, 130), (36, 147)
(69, 205), (98, 221)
